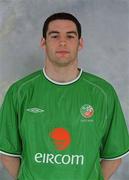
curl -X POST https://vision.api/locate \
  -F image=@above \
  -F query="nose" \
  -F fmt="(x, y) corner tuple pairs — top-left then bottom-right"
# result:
(59, 36), (67, 46)
(60, 41), (66, 46)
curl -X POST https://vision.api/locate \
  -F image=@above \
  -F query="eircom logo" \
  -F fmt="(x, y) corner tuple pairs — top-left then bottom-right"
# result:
(34, 128), (84, 165)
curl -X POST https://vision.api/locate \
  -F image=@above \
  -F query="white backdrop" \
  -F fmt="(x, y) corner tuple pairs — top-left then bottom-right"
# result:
(0, 0), (129, 179)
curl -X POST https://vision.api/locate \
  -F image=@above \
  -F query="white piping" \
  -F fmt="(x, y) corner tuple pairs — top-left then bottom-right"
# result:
(0, 150), (22, 158)
(43, 67), (82, 85)
(101, 150), (129, 160)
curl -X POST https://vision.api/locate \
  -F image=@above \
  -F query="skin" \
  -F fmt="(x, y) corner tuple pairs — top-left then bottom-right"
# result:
(101, 159), (122, 180)
(0, 155), (20, 179)
(0, 19), (122, 180)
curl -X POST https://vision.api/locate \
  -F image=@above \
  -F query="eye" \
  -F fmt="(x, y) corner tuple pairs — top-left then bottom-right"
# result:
(51, 35), (58, 39)
(67, 35), (75, 39)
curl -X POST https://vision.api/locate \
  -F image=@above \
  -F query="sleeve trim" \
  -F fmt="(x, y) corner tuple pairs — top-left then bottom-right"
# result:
(0, 150), (22, 158)
(101, 149), (129, 160)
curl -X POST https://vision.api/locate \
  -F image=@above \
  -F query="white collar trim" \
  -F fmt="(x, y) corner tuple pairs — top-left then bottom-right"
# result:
(43, 67), (82, 85)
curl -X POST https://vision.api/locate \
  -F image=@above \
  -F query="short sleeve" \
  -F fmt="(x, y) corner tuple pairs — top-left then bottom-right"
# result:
(100, 86), (129, 159)
(0, 85), (22, 157)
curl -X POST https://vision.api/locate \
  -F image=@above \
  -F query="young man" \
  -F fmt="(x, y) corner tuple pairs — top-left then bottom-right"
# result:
(0, 12), (129, 180)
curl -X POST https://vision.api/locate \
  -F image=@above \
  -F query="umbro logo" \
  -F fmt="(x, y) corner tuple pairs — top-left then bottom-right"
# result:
(26, 108), (44, 113)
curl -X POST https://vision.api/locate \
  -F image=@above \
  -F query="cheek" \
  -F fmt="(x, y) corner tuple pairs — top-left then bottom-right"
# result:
(70, 45), (79, 54)
(45, 44), (53, 52)
(69, 42), (79, 50)
(46, 42), (57, 51)
(45, 46), (56, 58)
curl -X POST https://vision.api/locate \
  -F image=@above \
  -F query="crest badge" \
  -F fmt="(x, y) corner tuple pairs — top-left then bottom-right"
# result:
(80, 104), (94, 118)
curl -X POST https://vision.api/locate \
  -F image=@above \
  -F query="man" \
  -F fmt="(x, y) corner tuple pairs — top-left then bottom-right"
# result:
(0, 12), (129, 180)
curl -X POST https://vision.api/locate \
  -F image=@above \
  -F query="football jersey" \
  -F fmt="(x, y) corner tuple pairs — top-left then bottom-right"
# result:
(0, 68), (129, 180)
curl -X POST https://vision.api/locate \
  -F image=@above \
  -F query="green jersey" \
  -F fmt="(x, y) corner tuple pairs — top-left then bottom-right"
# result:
(0, 69), (129, 180)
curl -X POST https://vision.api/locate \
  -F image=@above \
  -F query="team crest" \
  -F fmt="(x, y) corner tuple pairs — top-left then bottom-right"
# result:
(80, 104), (94, 118)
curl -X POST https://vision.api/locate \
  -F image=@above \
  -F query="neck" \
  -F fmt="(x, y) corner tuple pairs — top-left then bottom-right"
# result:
(44, 61), (79, 83)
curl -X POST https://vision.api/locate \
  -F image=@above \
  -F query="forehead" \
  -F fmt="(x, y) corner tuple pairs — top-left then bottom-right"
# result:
(47, 19), (77, 33)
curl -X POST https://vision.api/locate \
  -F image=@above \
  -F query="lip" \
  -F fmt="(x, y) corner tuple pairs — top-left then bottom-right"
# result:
(56, 50), (70, 53)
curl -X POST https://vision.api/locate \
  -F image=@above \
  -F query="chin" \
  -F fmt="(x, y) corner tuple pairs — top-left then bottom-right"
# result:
(55, 61), (72, 67)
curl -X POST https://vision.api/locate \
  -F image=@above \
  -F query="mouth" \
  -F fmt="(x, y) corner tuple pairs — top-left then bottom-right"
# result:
(56, 50), (70, 55)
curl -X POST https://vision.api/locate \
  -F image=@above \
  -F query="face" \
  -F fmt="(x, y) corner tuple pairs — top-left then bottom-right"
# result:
(41, 20), (83, 67)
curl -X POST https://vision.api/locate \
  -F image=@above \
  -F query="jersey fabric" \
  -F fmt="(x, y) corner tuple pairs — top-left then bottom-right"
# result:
(0, 69), (129, 180)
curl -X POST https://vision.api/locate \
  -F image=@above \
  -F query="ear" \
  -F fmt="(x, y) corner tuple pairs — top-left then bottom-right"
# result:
(40, 38), (46, 49)
(78, 38), (84, 50)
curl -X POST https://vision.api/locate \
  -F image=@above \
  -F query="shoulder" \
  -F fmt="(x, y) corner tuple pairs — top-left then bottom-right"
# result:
(82, 71), (117, 97)
(7, 69), (42, 94)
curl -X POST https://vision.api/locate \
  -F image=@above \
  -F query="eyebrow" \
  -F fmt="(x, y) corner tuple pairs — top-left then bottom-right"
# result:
(67, 31), (78, 36)
(48, 31), (59, 35)
(48, 31), (77, 36)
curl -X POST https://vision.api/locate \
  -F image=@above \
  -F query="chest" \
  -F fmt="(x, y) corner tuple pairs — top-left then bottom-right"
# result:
(19, 87), (107, 154)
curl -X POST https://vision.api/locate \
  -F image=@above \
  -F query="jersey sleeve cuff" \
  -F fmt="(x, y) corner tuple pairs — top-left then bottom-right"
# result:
(101, 149), (129, 160)
(0, 150), (22, 158)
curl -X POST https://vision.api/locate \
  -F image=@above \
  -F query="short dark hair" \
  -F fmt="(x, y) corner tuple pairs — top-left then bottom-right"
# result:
(42, 12), (81, 39)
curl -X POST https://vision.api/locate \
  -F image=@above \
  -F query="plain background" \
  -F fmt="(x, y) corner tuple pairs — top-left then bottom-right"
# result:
(0, 0), (129, 179)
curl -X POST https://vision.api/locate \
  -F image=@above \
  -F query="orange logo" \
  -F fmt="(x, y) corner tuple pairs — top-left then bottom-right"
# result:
(50, 128), (71, 151)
